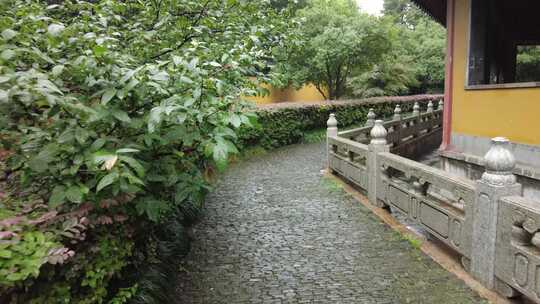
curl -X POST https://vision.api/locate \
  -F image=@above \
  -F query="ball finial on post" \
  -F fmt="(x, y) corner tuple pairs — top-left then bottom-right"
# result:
(438, 100), (444, 111)
(327, 113), (338, 138)
(481, 137), (517, 186)
(370, 120), (387, 145)
(427, 101), (434, 113)
(365, 108), (376, 127)
(412, 102), (420, 116)
(393, 104), (402, 120)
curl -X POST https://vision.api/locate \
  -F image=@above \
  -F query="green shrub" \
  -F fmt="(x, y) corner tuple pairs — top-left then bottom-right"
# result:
(239, 95), (441, 149)
(0, 0), (292, 302)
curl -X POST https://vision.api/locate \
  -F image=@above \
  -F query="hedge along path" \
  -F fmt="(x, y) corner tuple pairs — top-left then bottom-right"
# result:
(175, 142), (486, 304)
(256, 94), (442, 110)
(238, 95), (442, 149)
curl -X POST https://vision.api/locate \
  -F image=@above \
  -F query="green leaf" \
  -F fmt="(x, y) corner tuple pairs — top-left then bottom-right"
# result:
(121, 171), (144, 186)
(47, 23), (65, 36)
(0, 89), (7, 102)
(1, 29), (17, 41)
(116, 148), (139, 154)
(31, 47), (54, 63)
(96, 171), (119, 192)
(52, 65), (64, 77)
(1, 49), (15, 61)
(112, 110), (131, 123)
(49, 185), (66, 208)
(172, 56), (182, 65)
(0, 249), (12, 258)
(93, 45), (106, 57)
(148, 107), (163, 133)
(179, 76), (193, 84)
(135, 198), (168, 222)
(124, 78), (139, 92)
(75, 128), (90, 144)
(65, 186), (84, 203)
(93, 151), (117, 166)
(101, 88), (117, 105)
(150, 71), (169, 82)
(57, 129), (74, 143)
(90, 139), (107, 151)
(229, 114), (242, 128)
(120, 69), (136, 83)
(119, 155), (145, 177)
(212, 139), (231, 170)
(28, 157), (49, 173)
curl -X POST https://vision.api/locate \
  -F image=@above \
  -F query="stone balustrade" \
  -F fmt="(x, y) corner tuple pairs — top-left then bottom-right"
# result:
(337, 102), (443, 159)
(326, 107), (540, 303)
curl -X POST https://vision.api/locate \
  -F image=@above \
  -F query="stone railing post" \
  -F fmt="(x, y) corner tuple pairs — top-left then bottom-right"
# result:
(425, 101), (435, 132)
(365, 108), (376, 127)
(470, 137), (522, 289)
(412, 102), (421, 138)
(412, 102), (420, 116)
(427, 100), (434, 113)
(326, 114), (338, 168)
(438, 100), (444, 111)
(392, 104), (402, 146)
(393, 104), (402, 120)
(368, 120), (390, 207)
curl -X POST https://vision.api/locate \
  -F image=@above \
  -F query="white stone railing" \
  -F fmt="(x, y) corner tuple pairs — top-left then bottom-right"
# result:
(338, 101), (442, 144)
(326, 110), (540, 303)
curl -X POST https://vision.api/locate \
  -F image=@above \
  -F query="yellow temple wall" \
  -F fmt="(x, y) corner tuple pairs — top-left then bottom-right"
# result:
(246, 83), (326, 104)
(452, 0), (540, 146)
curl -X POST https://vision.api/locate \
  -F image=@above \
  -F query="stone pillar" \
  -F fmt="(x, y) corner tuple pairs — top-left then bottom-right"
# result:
(427, 100), (434, 113)
(412, 102), (420, 116)
(365, 108), (376, 127)
(326, 114), (338, 168)
(438, 100), (444, 111)
(368, 120), (390, 207)
(470, 137), (522, 288)
(393, 104), (402, 120)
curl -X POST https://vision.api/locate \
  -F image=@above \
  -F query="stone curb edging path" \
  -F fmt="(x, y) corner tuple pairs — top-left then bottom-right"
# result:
(175, 142), (487, 304)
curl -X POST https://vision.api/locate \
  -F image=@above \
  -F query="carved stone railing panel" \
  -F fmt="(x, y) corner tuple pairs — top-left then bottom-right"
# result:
(377, 152), (474, 257)
(328, 136), (369, 191)
(496, 196), (540, 301)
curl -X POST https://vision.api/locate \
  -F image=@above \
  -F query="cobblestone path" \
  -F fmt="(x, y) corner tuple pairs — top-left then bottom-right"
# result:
(175, 142), (486, 304)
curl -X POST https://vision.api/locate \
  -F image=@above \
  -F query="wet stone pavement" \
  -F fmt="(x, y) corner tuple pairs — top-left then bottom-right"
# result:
(175, 142), (486, 304)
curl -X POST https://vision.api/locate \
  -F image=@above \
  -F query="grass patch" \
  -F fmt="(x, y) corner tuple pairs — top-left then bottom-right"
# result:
(240, 145), (268, 159)
(404, 234), (423, 250)
(397, 231), (423, 250)
(302, 128), (326, 143)
(320, 175), (345, 193)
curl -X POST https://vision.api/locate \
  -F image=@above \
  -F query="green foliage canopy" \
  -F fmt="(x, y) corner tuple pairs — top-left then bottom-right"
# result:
(0, 0), (292, 302)
(275, 0), (392, 100)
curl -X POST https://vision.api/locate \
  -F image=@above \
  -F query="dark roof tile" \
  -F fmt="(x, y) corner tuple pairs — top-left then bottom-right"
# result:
(411, 0), (447, 25)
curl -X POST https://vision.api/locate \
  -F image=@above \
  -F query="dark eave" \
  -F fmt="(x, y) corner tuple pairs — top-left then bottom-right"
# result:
(411, 0), (447, 26)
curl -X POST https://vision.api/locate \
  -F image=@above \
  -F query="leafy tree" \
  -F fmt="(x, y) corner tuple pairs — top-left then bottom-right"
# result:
(349, 55), (419, 98)
(382, 0), (446, 93)
(0, 0), (293, 302)
(516, 46), (540, 82)
(276, 0), (391, 100)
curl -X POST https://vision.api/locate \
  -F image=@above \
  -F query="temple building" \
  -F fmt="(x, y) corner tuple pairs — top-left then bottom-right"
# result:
(413, 0), (540, 198)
